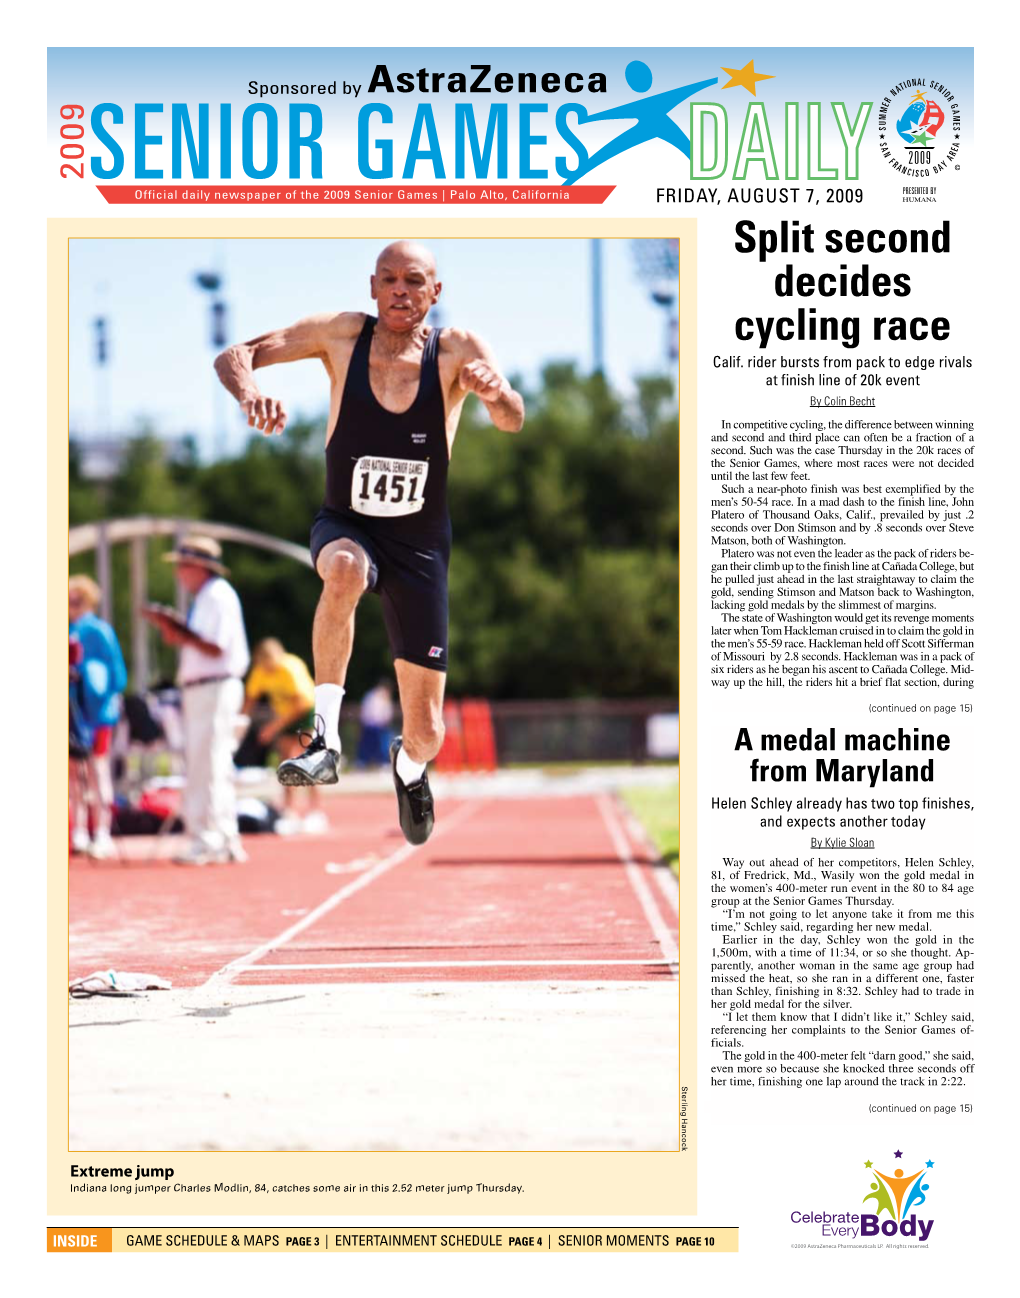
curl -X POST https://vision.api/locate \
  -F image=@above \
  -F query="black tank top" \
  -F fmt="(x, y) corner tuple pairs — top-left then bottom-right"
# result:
(324, 316), (451, 547)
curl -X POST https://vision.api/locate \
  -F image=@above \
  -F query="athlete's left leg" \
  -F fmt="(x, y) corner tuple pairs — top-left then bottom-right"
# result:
(389, 660), (445, 845)
(394, 659), (446, 764)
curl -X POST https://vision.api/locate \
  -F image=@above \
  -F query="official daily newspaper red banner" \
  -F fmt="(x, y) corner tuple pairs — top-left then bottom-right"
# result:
(96, 184), (616, 205)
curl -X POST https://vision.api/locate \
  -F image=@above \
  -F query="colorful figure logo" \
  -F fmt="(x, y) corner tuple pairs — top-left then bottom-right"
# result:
(862, 1150), (933, 1220)
(896, 90), (946, 148)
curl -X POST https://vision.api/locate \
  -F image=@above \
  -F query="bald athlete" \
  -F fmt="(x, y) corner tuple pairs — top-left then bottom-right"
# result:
(214, 242), (525, 843)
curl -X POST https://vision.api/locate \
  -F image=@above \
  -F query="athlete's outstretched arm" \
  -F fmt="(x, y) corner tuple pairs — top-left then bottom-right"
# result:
(214, 313), (360, 436)
(452, 331), (525, 433)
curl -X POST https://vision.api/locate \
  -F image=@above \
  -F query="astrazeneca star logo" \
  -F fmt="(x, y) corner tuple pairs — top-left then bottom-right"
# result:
(560, 56), (774, 186)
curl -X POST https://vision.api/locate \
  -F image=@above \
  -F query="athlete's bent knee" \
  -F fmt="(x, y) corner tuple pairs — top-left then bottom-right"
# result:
(320, 546), (368, 598)
(406, 713), (445, 762)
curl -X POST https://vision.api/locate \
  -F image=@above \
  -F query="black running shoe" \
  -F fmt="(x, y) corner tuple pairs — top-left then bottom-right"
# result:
(390, 737), (435, 845)
(277, 717), (340, 787)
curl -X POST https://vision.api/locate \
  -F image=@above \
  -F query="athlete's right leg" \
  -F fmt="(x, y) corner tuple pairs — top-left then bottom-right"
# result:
(275, 733), (325, 829)
(278, 538), (371, 788)
(312, 538), (371, 690)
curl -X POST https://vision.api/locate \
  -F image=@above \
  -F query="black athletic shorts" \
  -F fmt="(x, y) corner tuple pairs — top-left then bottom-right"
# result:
(310, 508), (450, 673)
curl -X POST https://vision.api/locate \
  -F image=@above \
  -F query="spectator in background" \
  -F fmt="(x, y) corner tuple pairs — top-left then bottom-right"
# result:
(357, 679), (396, 768)
(144, 536), (250, 865)
(244, 638), (326, 834)
(69, 575), (127, 859)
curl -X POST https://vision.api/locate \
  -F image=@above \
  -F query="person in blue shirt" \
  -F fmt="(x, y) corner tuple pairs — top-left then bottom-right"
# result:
(69, 575), (127, 859)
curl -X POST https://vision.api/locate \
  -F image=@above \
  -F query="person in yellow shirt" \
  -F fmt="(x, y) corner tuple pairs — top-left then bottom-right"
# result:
(243, 638), (325, 832)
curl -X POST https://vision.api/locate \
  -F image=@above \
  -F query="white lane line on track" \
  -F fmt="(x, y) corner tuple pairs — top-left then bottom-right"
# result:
(202, 800), (482, 988)
(238, 958), (674, 971)
(652, 866), (681, 915)
(597, 794), (679, 973)
(618, 802), (680, 917)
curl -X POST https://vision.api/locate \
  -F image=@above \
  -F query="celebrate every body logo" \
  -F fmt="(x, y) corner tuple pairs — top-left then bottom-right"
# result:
(791, 1149), (935, 1242)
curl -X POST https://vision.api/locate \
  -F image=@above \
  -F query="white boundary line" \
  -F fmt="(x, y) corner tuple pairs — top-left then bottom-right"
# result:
(652, 865), (681, 916)
(618, 802), (681, 916)
(202, 800), (482, 988)
(239, 958), (674, 971)
(597, 793), (679, 973)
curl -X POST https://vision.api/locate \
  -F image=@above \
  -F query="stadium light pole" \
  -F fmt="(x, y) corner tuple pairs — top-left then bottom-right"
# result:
(630, 239), (680, 363)
(194, 269), (228, 458)
(93, 279), (111, 437)
(90, 278), (113, 628)
(591, 238), (604, 376)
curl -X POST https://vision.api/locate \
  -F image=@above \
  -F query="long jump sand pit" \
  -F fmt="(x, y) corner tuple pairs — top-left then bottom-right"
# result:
(69, 779), (680, 1152)
(69, 979), (679, 1151)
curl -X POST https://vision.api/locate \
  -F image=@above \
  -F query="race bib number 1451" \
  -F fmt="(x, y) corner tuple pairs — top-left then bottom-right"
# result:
(352, 456), (429, 517)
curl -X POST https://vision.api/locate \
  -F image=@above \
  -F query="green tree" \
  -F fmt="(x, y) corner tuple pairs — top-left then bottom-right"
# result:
(66, 367), (680, 701)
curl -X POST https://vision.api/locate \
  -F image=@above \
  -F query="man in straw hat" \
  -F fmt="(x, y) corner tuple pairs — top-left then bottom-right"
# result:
(215, 241), (524, 846)
(143, 535), (250, 865)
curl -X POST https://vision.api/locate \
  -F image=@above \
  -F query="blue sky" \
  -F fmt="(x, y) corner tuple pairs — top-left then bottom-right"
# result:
(50, 46), (973, 122)
(69, 236), (679, 453)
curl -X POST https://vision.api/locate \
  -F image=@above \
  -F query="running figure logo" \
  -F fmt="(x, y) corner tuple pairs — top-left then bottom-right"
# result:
(561, 61), (717, 186)
(561, 58), (775, 186)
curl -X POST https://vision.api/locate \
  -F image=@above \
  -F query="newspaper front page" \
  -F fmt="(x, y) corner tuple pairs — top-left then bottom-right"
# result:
(25, 11), (1010, 1292)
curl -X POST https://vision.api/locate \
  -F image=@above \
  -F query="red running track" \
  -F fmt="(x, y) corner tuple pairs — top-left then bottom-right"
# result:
(69, 793), (677, 987)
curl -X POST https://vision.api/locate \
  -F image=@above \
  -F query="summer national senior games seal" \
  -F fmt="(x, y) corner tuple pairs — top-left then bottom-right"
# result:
(877, 78), (962, 181)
